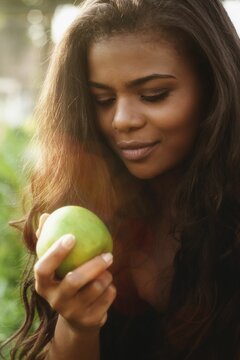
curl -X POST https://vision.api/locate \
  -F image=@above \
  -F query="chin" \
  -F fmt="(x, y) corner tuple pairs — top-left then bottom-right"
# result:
(124, 160), (181, 180)
(125, 165), (166, 180)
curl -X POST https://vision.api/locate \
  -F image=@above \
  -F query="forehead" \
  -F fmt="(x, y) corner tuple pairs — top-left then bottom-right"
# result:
(88, 33), (195, 85)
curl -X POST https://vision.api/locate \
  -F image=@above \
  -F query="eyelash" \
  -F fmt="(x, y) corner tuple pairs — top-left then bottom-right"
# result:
(93, 98), (112, 107)
(93, 91), (169, 107)
(142, 92), (169, 102)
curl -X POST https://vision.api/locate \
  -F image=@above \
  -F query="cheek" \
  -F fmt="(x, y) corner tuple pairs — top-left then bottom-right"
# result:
(96, 118), (111, 140)
(162, 117), (199, 160)
(95, 110), (108, 132)
(95, 110), (115, 141)
(165, 126), (198, 160)
(153, 97), (201, 159)
(153, 90), (201, 137)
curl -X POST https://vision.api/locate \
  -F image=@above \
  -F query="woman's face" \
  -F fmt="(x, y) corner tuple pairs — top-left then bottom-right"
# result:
(88, 33), (203, 179)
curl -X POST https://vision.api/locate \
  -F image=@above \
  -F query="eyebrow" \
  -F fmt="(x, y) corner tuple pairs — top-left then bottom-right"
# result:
(89, 73), (176, 90)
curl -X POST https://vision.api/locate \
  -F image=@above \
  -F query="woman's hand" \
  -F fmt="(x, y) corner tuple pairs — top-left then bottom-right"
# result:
(34, 213), (116, 334)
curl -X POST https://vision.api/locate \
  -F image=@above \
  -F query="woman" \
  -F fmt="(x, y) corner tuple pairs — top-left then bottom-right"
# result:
(1, 0), (240, 359)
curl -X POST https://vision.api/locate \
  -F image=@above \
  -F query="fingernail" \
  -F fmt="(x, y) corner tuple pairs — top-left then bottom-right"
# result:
(100, 313), (108, 326)
(34, 262), (39, 272)
(39, 213), (48, 223)
(101, 252), (113, 264)
(61, 234), (75, 249)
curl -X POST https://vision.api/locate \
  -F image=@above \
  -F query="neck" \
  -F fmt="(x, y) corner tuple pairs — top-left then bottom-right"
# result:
(149, 167), (183, 213)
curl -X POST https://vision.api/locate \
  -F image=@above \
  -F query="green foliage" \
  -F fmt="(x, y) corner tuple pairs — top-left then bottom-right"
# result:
(0, 123), (30, 344)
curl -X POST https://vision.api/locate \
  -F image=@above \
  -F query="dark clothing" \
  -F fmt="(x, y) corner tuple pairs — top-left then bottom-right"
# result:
(100, 303), (240, 360)
(100, 305), (163, 360)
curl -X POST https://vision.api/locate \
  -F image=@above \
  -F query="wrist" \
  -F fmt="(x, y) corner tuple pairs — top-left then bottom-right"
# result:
(46, 315), (101, 360)
(58, 315), (101, 340)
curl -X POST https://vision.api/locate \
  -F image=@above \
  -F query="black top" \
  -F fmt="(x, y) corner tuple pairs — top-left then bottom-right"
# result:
(100, 305), (164, 360)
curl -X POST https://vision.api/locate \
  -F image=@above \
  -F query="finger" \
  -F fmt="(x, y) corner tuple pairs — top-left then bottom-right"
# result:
(39, 212), (49, 226)
(59, 270), (113, 307)
(99, 312), (108, 327)
(36, 213), (49, 239)
(34, 234), (76, 284)
(59, 253), (113, 297)
(80, 271), (113, 307)
(82, 284), (117, 327)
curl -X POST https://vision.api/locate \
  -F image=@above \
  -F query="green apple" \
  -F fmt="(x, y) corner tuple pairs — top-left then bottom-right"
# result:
(36, 205), (113, 278)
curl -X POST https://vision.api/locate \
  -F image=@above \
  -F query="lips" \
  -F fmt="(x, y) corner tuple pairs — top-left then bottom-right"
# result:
(116, 140), (159, 161)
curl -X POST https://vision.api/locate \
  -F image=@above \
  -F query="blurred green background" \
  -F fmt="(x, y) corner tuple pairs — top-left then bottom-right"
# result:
(0, 123), (29, 343)
(0, 0), (239, 355)
(0, 0), (83, 349)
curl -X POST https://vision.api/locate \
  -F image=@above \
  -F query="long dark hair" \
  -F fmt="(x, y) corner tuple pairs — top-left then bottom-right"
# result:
(1, 0), (240, 358)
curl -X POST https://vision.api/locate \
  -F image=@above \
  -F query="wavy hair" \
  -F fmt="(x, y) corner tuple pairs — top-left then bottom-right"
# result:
(1, 0), (240, 359)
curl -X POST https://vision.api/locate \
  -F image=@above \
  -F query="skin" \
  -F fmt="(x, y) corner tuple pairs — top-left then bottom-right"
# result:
(88, 33), (203, 187)
(34, 214), (117, 360)
(34, 32), (205, 358)
(35, 213), (116, 331)
(87, 33), (204, 311)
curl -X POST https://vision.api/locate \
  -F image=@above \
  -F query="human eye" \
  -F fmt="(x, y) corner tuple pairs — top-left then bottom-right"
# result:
(141, 90), (169, 103)
(92, 95), (115, 107)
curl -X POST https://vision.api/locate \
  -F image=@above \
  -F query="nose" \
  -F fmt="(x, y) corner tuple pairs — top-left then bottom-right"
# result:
(112, 98), (146, 132)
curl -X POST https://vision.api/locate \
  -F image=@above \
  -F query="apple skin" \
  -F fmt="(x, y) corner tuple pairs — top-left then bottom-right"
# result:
(36, 206), (113, 278)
